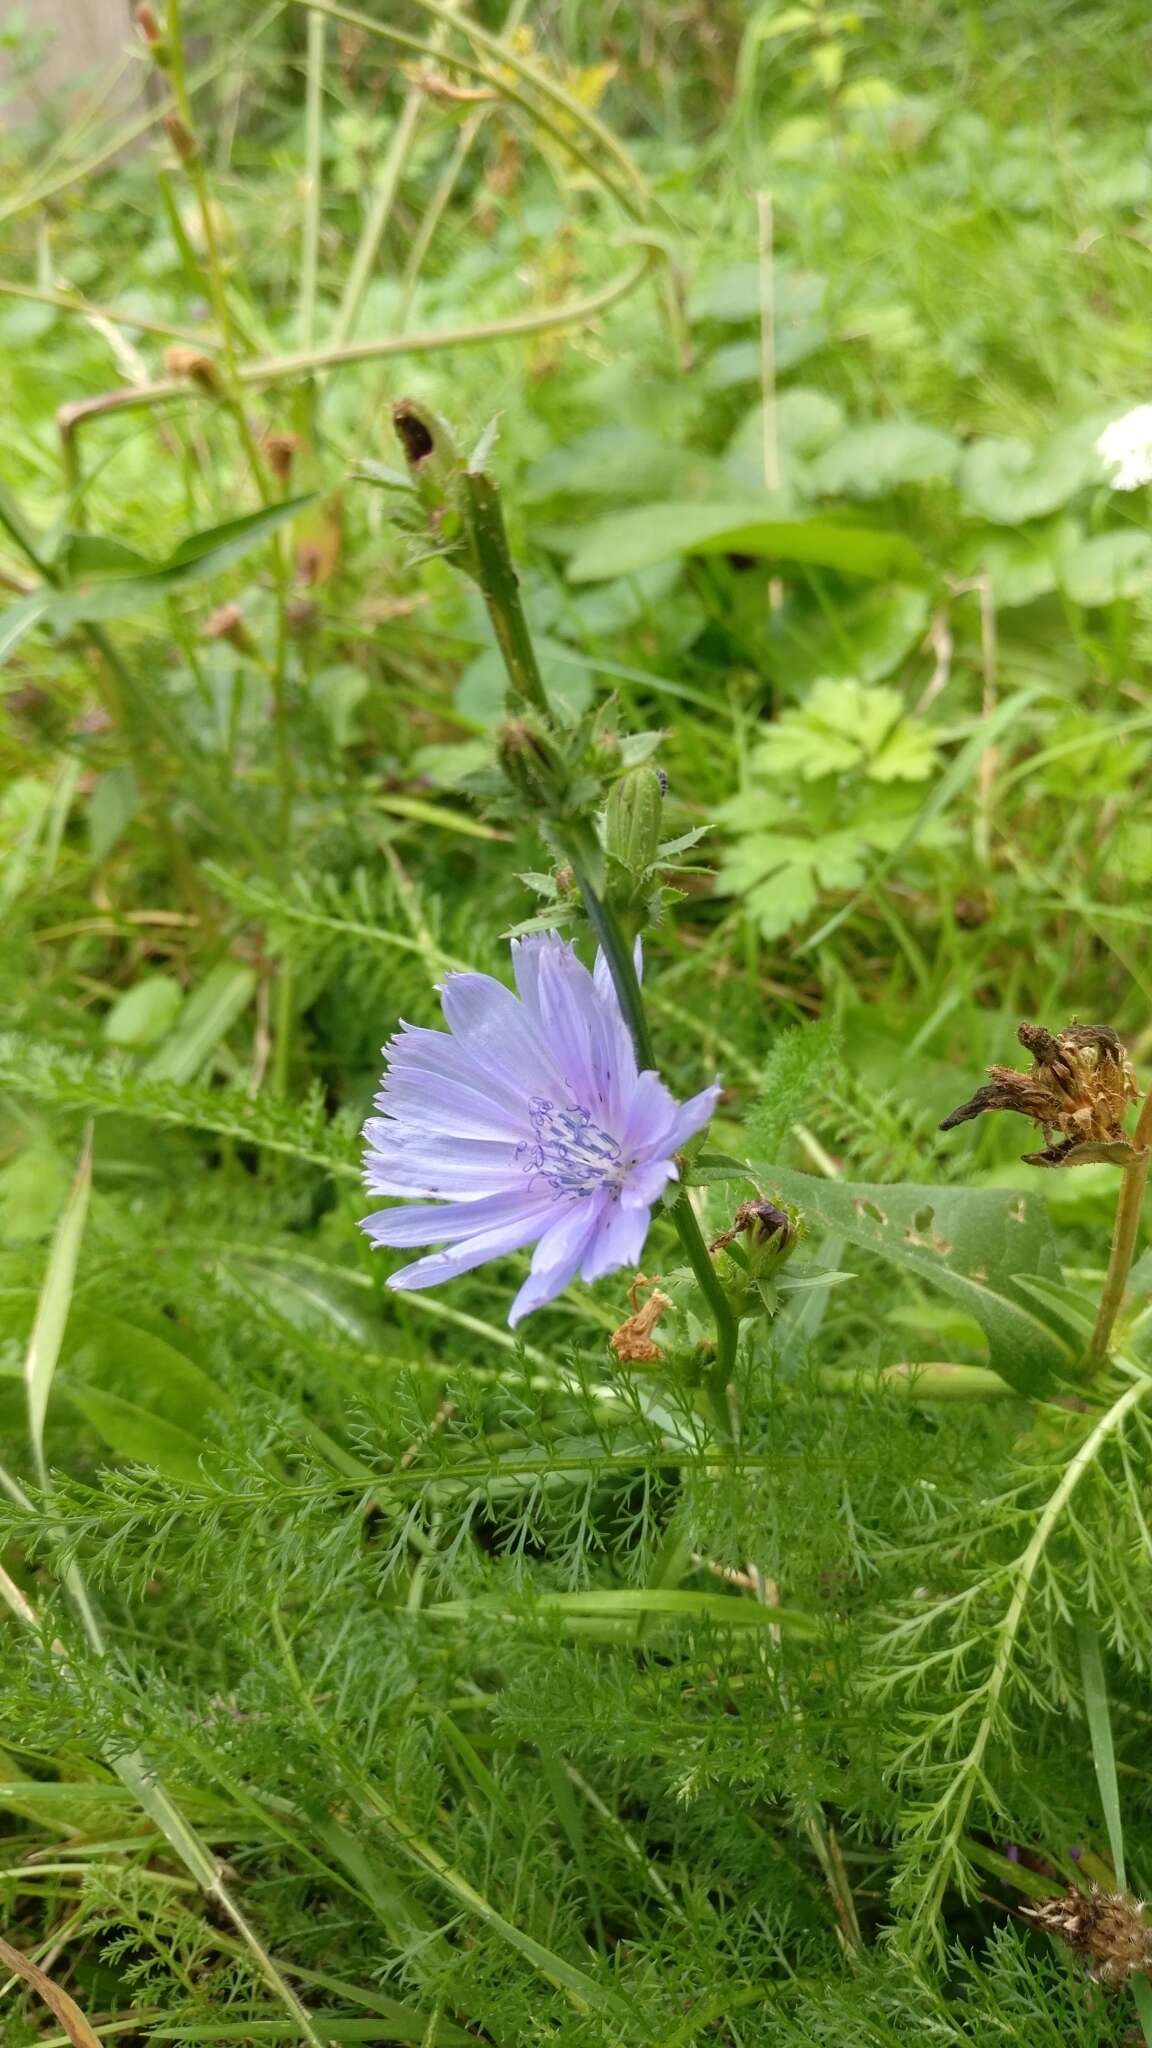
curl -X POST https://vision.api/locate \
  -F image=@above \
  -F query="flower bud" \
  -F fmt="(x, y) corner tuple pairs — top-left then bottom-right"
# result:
(163, 112), (198, 163)
(497, 718), (569, 815)
(605, 765), (663, 881)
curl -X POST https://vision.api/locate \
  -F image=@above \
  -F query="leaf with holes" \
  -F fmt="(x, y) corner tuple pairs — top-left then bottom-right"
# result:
(746, 1167), (1075, 1394)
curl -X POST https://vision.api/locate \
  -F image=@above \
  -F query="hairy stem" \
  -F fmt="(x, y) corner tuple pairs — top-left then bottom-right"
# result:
(460, 471), (550, 716)
(563, 832), (737, 1437)
(1086, 1077), (1152, 1370)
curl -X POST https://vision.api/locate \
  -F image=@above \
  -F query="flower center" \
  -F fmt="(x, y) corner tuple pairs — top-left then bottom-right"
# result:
(517, 1097), (624, 1198)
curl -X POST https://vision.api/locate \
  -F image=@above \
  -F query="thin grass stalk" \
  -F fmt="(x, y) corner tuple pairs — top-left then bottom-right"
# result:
(299, 8), (326, 348)
(55, 257), (653, 446)
(396, 0), (532, 327)
(289, 0), (649, 221)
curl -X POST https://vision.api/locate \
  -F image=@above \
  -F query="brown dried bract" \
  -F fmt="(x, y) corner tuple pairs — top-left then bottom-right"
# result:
(610, 1275), (672, 1364)
(939, 1020), (1140, 1168)
(1022, 1884), (1152, 1984)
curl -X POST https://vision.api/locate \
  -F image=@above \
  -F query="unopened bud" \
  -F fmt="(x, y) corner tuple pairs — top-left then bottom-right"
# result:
(709, 1198), (801, 1321)
(497, 718), (568, 815)
(164, 345), (221, 393)
(605, 764), (663, 882)
(135, 1), (167, 55)
(263, 431), (298, 485)
(202, 602), (255, 655)
(163, 111), (198, 162)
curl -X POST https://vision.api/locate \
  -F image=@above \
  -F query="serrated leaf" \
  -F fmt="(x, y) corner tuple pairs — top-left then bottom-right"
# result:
(747, 1167), (1074, 1394)
(755, 680), (937, 783)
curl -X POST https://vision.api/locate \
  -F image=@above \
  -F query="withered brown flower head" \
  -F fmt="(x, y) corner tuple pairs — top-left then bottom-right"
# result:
(939, 1021), (1140, 1168)
(1022, 1884), (1152, 1983)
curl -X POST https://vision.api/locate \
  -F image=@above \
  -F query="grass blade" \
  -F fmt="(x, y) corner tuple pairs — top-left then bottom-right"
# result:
(25, 1127), (92, 1486)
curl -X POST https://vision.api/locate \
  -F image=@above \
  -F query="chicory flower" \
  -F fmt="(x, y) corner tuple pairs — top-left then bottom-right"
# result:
(360, 932), (720, 1325)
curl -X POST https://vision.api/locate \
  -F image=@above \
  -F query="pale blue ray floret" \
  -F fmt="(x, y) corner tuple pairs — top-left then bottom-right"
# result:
(360, 931), (721, 1325)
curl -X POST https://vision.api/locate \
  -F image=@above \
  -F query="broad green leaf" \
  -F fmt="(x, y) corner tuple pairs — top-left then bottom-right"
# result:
(20, 496), (315, 630)
(725, 386), (845, 491)
(56, 532), (155, 578)
(1059, 529), (1152, 605)
(689, 261), (826, 326)
(103, 975), (184, 1049)
(568, 504), (925, 584)
(0, 587), (52, 663)
(458, 634), (593, 722)
(145, 960), (256, 1083)
(959, 425), (1106, 524)
(748, 1166), (1074, 1394)
(61, 1382), (208, 1482)
(957, 518), (1078, 608)
(61, 1310), (231, 1480)
(24, 1128), (92, 1481)
(806, 419), (960, 499)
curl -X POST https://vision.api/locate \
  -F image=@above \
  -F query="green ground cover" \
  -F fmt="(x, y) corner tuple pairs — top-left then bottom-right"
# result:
(4, 2), (1152, 2039)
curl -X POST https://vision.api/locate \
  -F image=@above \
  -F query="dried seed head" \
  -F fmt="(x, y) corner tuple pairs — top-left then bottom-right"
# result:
(1023, 1884), (1152, 1984)
(939, 1019), (1140, 1168)
(202, 602), (254, 654)
(263, 431), (299, 485)
(610, 1278), (672, 1364)
(164, 345), (221, 393)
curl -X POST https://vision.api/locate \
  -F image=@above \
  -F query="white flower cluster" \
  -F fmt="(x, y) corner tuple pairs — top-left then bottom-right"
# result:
(1096, 404), (1152, 491)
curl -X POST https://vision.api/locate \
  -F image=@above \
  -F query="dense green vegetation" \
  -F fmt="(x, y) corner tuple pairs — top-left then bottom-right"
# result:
(4, 2), (1152, 2040)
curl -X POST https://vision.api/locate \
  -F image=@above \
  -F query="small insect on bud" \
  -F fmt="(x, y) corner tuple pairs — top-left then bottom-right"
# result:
(709, 1199), (800, 1320)
(496, 718), (569, 815)
(605, 765), (664, 882)
(164, 345), (222, 394)
(202, 603), (255, 656)
(163, 112), (198, 163)
(1023, 1885), (1152, 1985)
(940, 1018), (1141, 1168)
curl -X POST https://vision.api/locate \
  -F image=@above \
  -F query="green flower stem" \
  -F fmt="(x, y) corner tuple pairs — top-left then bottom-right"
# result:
(564, 831), (737, 1437)
(1086, 1076), (1152, 1371)
(816, 1363), (1016, 1401)
(457, 458), (736, 1434)
(460, 472), (550, 717)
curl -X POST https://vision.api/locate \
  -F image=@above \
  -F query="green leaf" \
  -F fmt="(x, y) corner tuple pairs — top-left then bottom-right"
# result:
(61, 1382), (209, 1482)
(747, 1167), (1074, 1394)
(0, 587), (52, 662)
(56, 532), (155, 579)
(1059, 528), (1152, 605)
(18, 496), (316, 630)
(959, 425), (1106, 523)
(24, 1129), (92, 1481)
(747, 1018), (841, 1161)
(806, 419), (961, 499)
(144, 960), (256, 1083)
(754, 680), (937, 783)
(103, 975), (184, 1049)
(568, 504), (925, 584)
